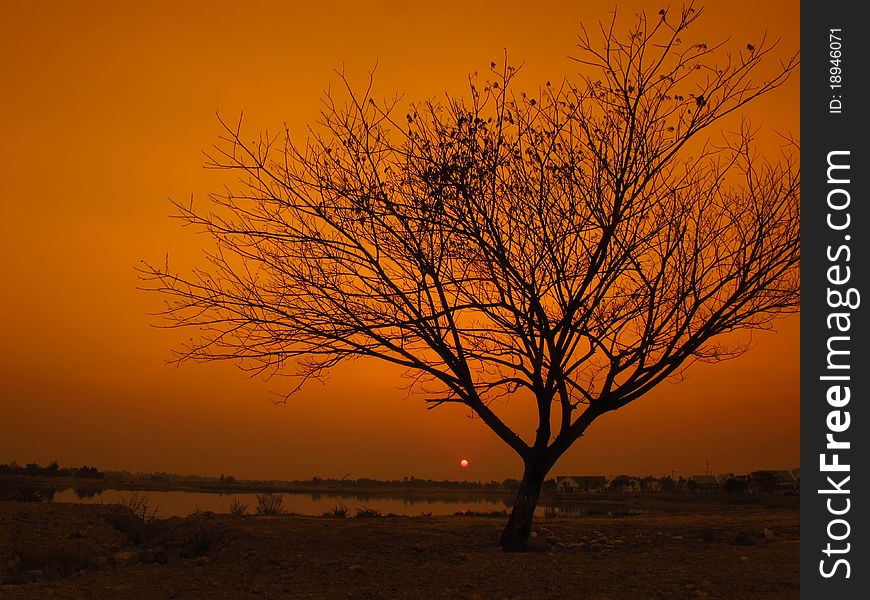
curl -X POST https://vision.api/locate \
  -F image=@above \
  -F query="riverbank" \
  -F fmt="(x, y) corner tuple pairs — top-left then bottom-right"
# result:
(1, 500), (798, 599)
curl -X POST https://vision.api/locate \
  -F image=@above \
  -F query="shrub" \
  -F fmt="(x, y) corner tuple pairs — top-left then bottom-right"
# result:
(354, 506), (382, 519)
(254, 492), (284, 515)
(119, 493), (158, 523)
(229, 498), (248, 516)
(323, 504), (349, 518)
(453, 510), (508, 517)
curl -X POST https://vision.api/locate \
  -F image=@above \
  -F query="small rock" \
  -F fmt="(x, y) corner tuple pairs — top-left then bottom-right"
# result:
(112, 551), (139, 567)
(740, 555), (750, 562)
(349, 564), (363, 572)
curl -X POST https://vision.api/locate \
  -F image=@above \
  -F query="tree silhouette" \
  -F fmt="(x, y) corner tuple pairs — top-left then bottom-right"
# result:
(141, 6), (799, 551)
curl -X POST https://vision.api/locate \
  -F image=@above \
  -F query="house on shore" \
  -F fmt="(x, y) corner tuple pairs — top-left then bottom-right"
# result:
(689, 474), (720, 492)
(717, 473), (750, 493)
(641, 476), (661, 493)
(555, 475), (607, 494)
(607, 475), (642, 494)
(751, 470), (798, 493)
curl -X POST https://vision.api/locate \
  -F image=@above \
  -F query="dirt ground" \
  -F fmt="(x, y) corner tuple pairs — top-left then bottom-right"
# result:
(0, 500), (798, 599)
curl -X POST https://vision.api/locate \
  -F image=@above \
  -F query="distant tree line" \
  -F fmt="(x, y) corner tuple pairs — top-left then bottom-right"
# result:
(0, 461), (105, 479)
(299, 476), (561, 492)
(0, 461), (788, 495)
(557, 471), (796, 495)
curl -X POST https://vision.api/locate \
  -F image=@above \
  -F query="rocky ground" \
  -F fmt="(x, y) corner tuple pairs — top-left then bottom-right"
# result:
(0, 500), (798, 599)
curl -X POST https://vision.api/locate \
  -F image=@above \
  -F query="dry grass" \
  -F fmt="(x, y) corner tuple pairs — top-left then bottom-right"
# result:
(118, 493), (158, 523)
(253, 492), (284, 515)
(228, 498), (247, 516)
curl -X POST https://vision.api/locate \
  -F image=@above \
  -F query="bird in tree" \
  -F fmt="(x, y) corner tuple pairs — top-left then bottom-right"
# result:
(141, 4), (799, 552)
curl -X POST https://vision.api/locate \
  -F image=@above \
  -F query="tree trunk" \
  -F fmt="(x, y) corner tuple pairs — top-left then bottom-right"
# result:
(500, 458), (547, 552)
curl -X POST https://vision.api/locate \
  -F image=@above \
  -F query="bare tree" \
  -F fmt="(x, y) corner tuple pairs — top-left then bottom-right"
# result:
(141, 5), (799, 551)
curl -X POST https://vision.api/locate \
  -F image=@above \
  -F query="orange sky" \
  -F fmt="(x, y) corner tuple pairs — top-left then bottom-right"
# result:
(0, 1), (799, 481)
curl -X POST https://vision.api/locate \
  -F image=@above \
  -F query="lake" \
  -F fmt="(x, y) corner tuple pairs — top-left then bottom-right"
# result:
(49, 488), (518, 518)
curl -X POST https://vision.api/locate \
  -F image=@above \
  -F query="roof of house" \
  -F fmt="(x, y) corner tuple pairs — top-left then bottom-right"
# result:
(555, 475), (607, 484)
(608, 476), (641, 486)
(691, 474), (719, 485)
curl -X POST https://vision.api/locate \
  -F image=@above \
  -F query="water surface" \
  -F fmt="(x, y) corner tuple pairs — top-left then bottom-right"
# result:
(50, 488), (514, 518)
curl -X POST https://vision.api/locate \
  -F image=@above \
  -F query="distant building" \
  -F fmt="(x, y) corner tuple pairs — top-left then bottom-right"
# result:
(751, 470), (797, 493)
(689, 474), (720, 492)
(555, 475), (607, 493)
(717, 473), (750, 493)
(641, 476), (661, 493)
(607, 476), (642, 493)
(553, 468), (800, 495)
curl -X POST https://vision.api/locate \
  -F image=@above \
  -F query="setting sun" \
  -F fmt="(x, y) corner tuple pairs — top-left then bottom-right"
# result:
(460, 459), (469, 469)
